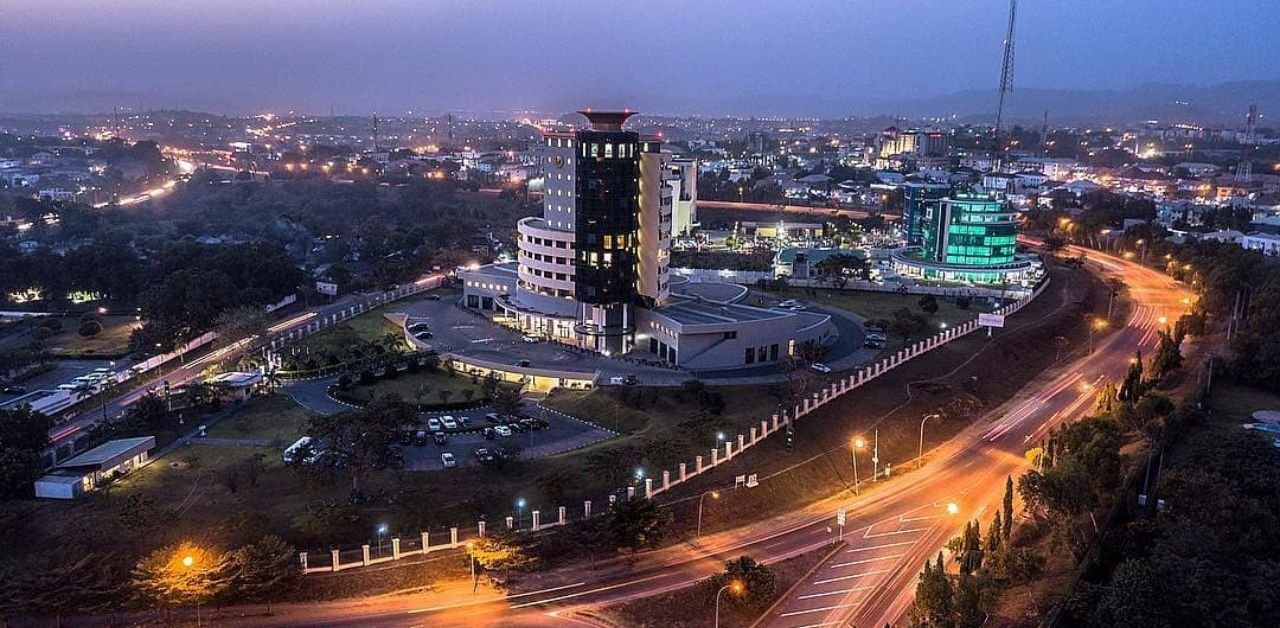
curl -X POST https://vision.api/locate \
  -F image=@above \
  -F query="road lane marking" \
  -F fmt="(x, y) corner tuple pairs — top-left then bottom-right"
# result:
(779, 602), (861, 617)
(796, 584), (876, 600)
(846, 540), (916, 553)
(505, 573), (672, 609)
(864, 526), (930, 539)
(812, 568), (890, 585)
(828, 553), (905, 569)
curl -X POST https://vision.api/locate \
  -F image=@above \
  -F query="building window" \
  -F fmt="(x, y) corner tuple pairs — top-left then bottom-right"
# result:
(744, 347), (755, 364)
(724, 331), (737, 340)
(770, 344), (779, 361)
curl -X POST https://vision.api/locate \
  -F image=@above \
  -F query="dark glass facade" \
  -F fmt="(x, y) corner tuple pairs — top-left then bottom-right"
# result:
(903, 183), (950, 246)
(574, 130), (640, 304)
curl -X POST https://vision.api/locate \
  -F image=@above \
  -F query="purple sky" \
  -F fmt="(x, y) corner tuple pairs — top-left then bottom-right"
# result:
(2, 0), (1278, 116)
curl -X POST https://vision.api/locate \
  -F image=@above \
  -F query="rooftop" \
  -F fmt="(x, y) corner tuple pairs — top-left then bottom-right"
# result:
(655, 298), (791, 326)
(57, 436), (155, 470)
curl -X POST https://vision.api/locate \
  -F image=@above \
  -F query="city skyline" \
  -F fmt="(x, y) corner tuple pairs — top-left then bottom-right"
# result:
(3, 0), (1278, 117)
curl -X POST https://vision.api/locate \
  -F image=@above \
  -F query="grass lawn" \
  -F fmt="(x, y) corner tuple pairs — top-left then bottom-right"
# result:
(294, 293), (446, 359)
(41, 315), (140, 357)
(344, 369), (488, 406)
(598, 543), (840, 628)
(755, 286), (993, 354)
(204, 395), (314, 443)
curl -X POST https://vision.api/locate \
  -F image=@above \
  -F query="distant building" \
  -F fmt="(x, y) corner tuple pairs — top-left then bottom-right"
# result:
(1242, 232), (1280, 256)
(667, 156), (699, 236)
(774, 248), (866, 280)
(875, 127), (949, 168)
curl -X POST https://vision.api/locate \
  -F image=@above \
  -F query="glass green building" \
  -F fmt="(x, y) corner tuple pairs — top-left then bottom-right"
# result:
(922, 194), (1018, 266)
(895, 193), (1031, 284)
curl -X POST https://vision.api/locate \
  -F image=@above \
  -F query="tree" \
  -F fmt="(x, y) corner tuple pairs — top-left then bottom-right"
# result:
(492, 385), (522, 416)
(1149, 330), (1183, 381)
(918, 295), (939, 315)
(212, 305), (270, 349)
(132, 542), (230, 613)
(303, 395), (413, 491)
(1091, 380), (1120, 417)
(1002, 475), (1014, 540)
(606, 498), (673, 552)
(0, 406), (52, 498)
(958, 520), (983, 574)
(892, 307), (928, 342)
(224, 535), (299, 612)
(468, 533), (535, 584)
(910, 552), (953, 628)
(707, 556), (776, 611)
(986, 511), (1004, 556)
(1119, 351), (1145, 403)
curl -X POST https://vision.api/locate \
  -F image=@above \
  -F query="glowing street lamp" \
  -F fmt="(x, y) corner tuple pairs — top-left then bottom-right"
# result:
(947, 502), (960, 516)
(851, 437), (865, 495)
(715, 580), (745, 628)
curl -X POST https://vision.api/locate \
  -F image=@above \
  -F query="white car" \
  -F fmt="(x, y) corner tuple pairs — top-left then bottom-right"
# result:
(441, 416), (458, 430)
(426, 417), (442, 431)
(521, 335), (540, 343)
(810, 363), (832, 374)
(778, 299), (800, 308)
(441, 452), (457, 468)
(494, 425), (513, 437)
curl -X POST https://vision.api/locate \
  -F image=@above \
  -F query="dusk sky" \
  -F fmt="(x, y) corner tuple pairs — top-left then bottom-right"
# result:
(3, 0), (1278, 116)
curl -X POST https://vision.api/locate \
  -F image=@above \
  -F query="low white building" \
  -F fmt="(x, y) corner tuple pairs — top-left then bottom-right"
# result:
(1242, 232), (1280, 256)
(35, 436), (155, 499)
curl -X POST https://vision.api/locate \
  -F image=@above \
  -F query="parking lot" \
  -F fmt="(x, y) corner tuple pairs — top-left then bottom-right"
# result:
(399, 401), (615, 471)
(0, 358), (124, 404)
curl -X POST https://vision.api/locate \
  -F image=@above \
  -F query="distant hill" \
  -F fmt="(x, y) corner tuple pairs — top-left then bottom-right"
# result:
(856, 80), (1280, 126)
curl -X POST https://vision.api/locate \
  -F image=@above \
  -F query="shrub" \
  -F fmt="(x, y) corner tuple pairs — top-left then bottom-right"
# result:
(78, 320), (105, 338)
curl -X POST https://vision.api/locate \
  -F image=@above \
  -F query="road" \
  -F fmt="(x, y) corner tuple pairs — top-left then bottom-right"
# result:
(48, 277), (445, 444)
(696, 199), (888, 221)
(185, 248), (1187, 627)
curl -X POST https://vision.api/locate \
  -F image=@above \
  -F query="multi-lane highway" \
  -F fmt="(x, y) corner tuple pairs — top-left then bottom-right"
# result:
(221, 248), (1188, 627)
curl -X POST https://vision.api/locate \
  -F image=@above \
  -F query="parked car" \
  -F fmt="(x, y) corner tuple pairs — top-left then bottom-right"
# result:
(493, 425), (513, 437)
(457, 415), (471, 427)
(399, 431), (414, 446)
(2, 385), (27, 395)
(414, 430), (428, 446)
(482, 427), (497, 440)
(778, 299), (800, 308)
(408, 322), (431, 332)
(623, 374), (638, 385)
(521, 417), (550, 431)
(484, 412), (502, 423)
(427, 417), (442, 431)
(521, 335), (540, 343)
(413, 331), (434, 340)
(513, 359), (530, 368)
(441, 452), (456, 468)
(473, 448), (496, 464)
(425, 294), (441, 301)
(441, 416), (459, 430)
(432, 431), (448, 445)
(810, 362), (832, 374)
(507, 421), (528, 434)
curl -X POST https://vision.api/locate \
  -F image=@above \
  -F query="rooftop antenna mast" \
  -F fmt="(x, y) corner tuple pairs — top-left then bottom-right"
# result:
(1237, 104), (1257, 184)
(993, 0), (1018, 171)
(1040, 109), (1049, 157)
(371, 113), (379, 153)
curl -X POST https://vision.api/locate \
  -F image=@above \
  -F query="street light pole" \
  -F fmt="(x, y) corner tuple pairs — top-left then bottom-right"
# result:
(918, 414), (940, 469)
(715, 581), (743, 628)
(696, 490), (720, 543)
(851, 437), (865, 495)
(872, 429), (880, 481)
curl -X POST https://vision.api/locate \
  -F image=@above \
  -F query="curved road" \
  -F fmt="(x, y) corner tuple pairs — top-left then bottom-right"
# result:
(190, 247), (1187, 627)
